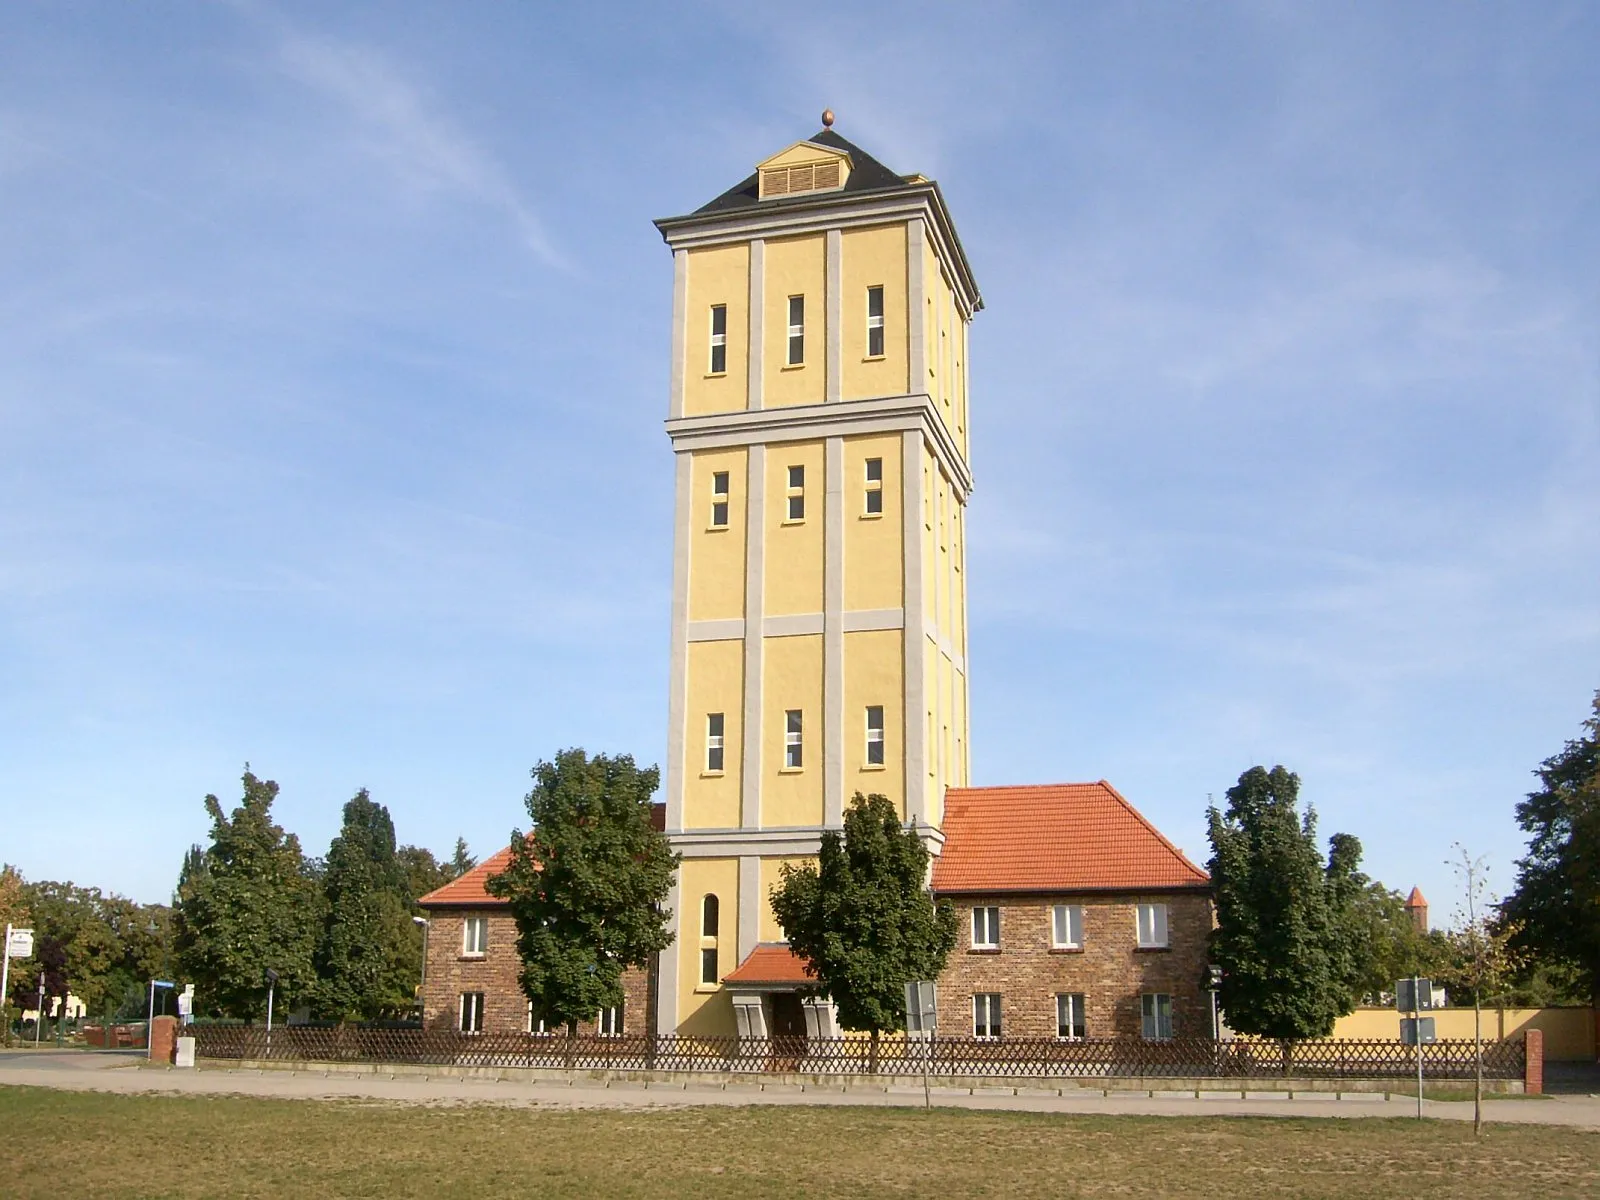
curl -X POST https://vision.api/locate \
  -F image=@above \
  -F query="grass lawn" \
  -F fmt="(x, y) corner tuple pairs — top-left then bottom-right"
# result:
(2, 1087), (1597, 1199)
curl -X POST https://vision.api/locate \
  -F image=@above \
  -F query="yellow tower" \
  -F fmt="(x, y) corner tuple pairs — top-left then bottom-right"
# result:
(654, 119), (981, 1036)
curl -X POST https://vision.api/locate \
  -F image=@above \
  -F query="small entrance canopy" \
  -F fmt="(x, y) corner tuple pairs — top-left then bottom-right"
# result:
(723, 944), (837, 1039)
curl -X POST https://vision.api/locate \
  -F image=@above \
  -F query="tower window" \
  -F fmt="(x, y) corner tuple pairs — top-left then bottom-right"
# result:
(866, 286), (884, 358)
(865, 705), (885, 766)
(864, 458), (883, 515)
(702, 894), (720, 939)
(700, 894), (720, 985)
(710, 471), (730, 529)
(705, 713), (725, 773)
(784, 709), (803, 769)
(787, 296), (805, 365)
(709, 304), (727, 375)
(786, 465), (805, 521)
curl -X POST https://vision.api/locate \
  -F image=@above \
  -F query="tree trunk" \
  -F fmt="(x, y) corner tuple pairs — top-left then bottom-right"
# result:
(565, 1021), (577, 1070)
(1280, 1038), (1292, 1077)
(870, 1028), (880, 1076)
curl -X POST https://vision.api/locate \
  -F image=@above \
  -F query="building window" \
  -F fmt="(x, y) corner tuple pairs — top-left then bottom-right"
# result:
(866, 286), (885, 358)
(459, 992), (485, 1034)
(701, 894), (719, 939)
(710, 471), (730, 529)
(865, 705), (885, 766)
(784, 709), (803, 769)
(973, 993), (1002, 1039)
(1051, 905), (1084, 949)
(462, 916), (487, 957)
(705, 713), (725, 773)
(786, 464), (805, 521)
(1136, 902), (1169, 949)
(1056, 993), (1087, 1040)
(1141, 993), (1173, 1040)
(709, 304), (727, 375)
(864, 457), (883, 515)
(787, 296), (805, 365)
(526, 1001), (549, 1036)
(598, 1003), (623, 1037)
(701, 947), (719, 986)
(971, 906), (999, 950)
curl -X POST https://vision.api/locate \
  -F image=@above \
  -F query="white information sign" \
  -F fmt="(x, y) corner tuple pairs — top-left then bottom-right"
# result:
(5, 928), (33, 959)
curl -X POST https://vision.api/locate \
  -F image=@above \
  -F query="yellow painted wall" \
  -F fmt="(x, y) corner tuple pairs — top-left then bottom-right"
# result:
(759, 856), (815, 943)
(1331, 1007), (1596, 1062)
(844, 628), (905, 812)
(687, 447), (747, 622)
(764, 439), (825, 614)
(683, 639), (743, 830)
(922, 237), (942, 400)
(676, 857), (740, 1034)
(683, 243), (749, 417)
(841, 224), (908, 402)
(843, 433), (903, 611)
(764, 234), (826, 408)
(762, 633), (824, 827)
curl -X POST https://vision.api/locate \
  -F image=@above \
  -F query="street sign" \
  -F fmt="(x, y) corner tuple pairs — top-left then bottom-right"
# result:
(152, 980), (175, 990)
(1395, 978), (1435, 1012)
(904, 981), (937, 1035)
(5, 928), (33, 959)
(1400, 1017), (1437, 1046)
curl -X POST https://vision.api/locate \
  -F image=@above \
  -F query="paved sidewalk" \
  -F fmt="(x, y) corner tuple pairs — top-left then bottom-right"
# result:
(4, 1051), (1598, 1127)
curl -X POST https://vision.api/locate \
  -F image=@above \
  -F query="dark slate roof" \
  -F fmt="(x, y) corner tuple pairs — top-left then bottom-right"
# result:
(693, 128), (916, 214)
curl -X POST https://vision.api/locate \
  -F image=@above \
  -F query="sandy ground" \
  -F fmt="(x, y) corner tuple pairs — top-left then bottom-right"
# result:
(4, 1049), (1599, 1127)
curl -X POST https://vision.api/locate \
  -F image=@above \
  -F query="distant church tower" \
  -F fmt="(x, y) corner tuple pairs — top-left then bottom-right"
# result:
(653, 116), (982, 1036)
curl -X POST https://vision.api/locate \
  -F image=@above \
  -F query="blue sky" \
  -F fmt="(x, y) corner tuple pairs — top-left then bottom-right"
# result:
(3, 2), (1597, 921)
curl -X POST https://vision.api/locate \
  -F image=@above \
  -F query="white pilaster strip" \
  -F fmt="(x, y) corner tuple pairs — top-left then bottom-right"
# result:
(901, 428), (927, 827)
(741, 444), (766, 829)
(738, 856), (761, 963)
(666, 450), (693, 832)
(907, 218), (927, 396)
(825, 228), (842, 405)
(824, 434), (845, 828)
(658, 873), (681, 1033)
(670, 249), (688, 419)
(747, 239), (765, 411)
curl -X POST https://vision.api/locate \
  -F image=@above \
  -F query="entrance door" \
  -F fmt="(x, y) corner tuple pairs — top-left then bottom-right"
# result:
(767, 993), (806, 1071)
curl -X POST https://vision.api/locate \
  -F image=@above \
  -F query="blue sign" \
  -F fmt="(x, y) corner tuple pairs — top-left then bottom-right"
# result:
(153, 980), (175, 989)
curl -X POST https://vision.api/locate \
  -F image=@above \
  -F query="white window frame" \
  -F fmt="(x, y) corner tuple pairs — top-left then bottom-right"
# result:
(785, 464), (805, 521)
(1141, 992), (1173, 1040)
(972, 993), (1002, 1039)
(864, 457), (883, 515)
(784, 709), (803, 770)
(1136, 902), (1169, 949)
(459, 991), (484, 1034)
(971, 905), (999, 950)
(1056, 993), (1086, 1040)
(526, 1001), (550, 1036)
(597, 1003), (623, 1037)
(1051, 904), (1084, 950)
(705, 712), (725, 773)
(865, 705), (885, 767)
(710, 470), (730, 529)
(787, 295), (805, 365)
(709, 303), (727, 375)
(866, 285), (885, 358)
(462, 915), (487, 957)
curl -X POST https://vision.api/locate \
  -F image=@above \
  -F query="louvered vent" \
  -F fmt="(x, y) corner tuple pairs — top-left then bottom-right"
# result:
(759, 160), (846, 200)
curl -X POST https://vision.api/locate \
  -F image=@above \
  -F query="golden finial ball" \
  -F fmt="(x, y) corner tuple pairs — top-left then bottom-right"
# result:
(821, 109), (835, 128)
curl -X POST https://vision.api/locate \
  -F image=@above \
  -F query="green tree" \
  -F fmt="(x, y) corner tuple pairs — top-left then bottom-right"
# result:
(1501, 690), (1600, 1007)
(769, 793), (958, 1065)
(315, 790), (419, 1021)
(173, 769), (322, 1018)
(1206, 765), (1364, 1043)
(486, 750), (678, 1036)
(448, 837), (477, 880)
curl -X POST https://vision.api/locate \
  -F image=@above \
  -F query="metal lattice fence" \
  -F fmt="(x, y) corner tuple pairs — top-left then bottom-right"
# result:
(189, 1025), (1525, 1080)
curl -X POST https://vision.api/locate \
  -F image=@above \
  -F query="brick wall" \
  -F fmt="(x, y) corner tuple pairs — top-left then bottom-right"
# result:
(934, 890), (1213, 1039)
(421, 908), (651, 1036)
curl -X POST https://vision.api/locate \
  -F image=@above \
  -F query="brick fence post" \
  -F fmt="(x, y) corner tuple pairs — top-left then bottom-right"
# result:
(1524, 1028), (1543, 1096)
(150, 1015), (179, 1064)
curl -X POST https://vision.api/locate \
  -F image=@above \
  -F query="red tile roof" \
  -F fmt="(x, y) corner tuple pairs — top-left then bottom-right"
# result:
(723, 944), (813, 986)
(418, 804), (667, 909)
(1405, 887), (1427, 907)
(932, 782), (1209, 894)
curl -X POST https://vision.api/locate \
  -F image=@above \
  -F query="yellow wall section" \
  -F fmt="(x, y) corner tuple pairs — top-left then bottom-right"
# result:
(764, 440), (825, 614)
(1330, 1007), (1595, 1061)
(764, 234), (826, 408)
(762, 633), (824, 827)
(923, 238), (942, 399)
(758, 856), (814, 943)
(840, 224), (907, 402)
(844, 629), (905, 812)
(676, 857), (739, 1034)
(687, 447), (748, 622)
(760, 142), (849, 172)
(843, 433), (903, 611)
(683, 639), (743, 830)
(683, 243), (749, 417)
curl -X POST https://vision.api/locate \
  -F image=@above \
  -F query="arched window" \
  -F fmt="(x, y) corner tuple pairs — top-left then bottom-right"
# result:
(702, 894), (720, 939)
